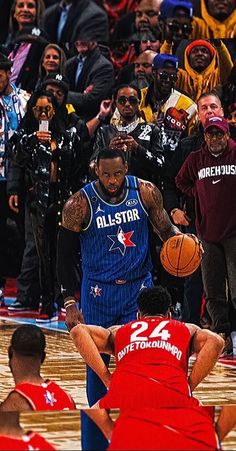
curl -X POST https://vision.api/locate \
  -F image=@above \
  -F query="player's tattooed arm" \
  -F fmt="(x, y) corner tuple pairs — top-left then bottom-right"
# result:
(139, 180), (181, 242)
(62, 190), (89, 232)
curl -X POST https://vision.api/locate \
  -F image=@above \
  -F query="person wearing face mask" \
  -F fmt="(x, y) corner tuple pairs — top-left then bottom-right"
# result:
(7, 89), (87, 321)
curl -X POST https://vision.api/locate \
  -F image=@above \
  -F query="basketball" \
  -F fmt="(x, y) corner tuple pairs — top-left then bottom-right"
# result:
(160, 235), (203, 277)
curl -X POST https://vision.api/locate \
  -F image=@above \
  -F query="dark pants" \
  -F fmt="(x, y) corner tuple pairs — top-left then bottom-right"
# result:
(31, 203), (62, 314)
(16, 203), (40, 307)
(201, 236), (236, 334)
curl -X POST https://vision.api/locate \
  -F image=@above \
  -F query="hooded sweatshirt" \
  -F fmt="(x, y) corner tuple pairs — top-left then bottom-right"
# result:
(175, 138), (236, 242)
(191, 0), (236, 38)
(176, 41), (233, 102)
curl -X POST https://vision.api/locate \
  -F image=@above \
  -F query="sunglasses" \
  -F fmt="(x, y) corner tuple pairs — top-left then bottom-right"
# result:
(47, 88), (64, 98)
(205, 130), (226, 139)
(158, 72), (178, 82)
(117, 96), (139, 106)
(33, 105), (54, 114)
(167, 22), (193, 34)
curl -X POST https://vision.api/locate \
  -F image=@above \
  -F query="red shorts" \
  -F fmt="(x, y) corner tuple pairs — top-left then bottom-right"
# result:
(108, 408), (220, 451)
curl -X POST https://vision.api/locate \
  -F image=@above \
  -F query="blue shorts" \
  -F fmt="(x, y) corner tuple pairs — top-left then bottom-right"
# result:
(81, 272), (153, 327)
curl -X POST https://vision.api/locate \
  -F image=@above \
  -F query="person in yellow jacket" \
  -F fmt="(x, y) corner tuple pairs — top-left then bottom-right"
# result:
(192, 0), (236, 39)
(175, 39), (233, 102)
(139, 53), (197, 160)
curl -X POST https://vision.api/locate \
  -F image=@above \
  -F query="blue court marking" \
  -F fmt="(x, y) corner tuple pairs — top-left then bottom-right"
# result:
(1, 297), (68, 333)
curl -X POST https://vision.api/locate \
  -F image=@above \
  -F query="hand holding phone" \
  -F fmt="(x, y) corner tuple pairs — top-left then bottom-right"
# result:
(39, 120), (49, 132)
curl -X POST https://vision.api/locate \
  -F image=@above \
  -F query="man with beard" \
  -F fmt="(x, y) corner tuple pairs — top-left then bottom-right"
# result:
(91, 84), (164, 185)
(0, 52), (29, 305)
(57, 147), (181, 450)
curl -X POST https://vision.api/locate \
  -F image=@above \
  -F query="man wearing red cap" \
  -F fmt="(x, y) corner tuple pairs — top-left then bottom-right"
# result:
(176, 116), (236, 355)
(175, 39), (233, 102)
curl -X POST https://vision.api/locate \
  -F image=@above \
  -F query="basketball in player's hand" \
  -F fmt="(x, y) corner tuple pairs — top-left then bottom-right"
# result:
(160, 234), (203, 277)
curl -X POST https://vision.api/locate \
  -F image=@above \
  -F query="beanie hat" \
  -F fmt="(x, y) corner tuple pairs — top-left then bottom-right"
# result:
(0, 52), (13, 70)
(204, 116), (229, 134)
(159, 0), (193, 19)
(41, 73), (70, 94)
(186, 40), (215, 58)
(152, 53), (178, 70)
(15, 26), (49, 45)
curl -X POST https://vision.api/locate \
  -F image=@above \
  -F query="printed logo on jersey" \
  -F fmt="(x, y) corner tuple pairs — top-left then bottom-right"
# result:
(108, 226), (136, 256)
(96, 208), (140, 229)
(126, 199), (138, 207)
(90, 284), (102, 298)
(44, 390), (57, 406)
(95, 203), (105, 214)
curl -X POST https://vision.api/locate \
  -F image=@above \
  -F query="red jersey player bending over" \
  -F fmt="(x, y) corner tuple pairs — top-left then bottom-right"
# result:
(69, 285), (224, 410)
(0, 324), (75, 411)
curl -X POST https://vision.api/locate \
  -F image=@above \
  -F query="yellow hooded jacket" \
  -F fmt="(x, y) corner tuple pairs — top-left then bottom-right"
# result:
(175, 41), (233, 102)
(191, 0), (236, 38)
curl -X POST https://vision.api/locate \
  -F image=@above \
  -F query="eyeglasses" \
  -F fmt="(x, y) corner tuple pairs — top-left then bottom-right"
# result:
(167, 21), (193, 34)
(157, 72), (178, 82)
(205, 130), (225, 139)
(33, 105), (54, 114)
(117, 96), (139, 106)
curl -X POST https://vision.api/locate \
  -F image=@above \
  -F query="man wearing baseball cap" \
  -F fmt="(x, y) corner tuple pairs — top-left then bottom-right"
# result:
(176, 116), (236, 356)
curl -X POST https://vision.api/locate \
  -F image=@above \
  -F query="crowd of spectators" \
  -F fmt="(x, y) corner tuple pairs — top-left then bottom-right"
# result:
(0, 0), (235, 355)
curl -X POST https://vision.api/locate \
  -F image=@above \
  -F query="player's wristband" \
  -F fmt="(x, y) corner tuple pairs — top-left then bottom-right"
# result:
(64, 299), (76, 309)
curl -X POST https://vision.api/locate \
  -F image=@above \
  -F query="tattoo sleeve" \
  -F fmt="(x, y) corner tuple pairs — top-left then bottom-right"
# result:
(62, 190), (88, 232)
(140, 180), (180, 242)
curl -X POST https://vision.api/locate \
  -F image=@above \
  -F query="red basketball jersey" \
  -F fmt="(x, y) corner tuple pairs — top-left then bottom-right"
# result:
(99, 318), (196, 409)
(13, 380), (75, 410)
(0, 432), (56, 450)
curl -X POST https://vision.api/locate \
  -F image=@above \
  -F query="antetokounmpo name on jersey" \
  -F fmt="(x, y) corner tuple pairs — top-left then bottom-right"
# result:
(96, 208), (140, 229)
(198, 165), (236, 180)
(117, 340), (182, 361)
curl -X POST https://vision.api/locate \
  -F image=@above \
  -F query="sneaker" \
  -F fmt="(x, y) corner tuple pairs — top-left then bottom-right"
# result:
(36, 312), (58, 323)
(8, 301), (38, 311)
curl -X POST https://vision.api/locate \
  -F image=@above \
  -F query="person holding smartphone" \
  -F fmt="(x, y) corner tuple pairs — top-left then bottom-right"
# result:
(7, 89), (86, 321)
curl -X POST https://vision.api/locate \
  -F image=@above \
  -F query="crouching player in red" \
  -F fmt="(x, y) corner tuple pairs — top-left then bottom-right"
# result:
(84, 405), (236, 451)
(69, 286), (224, 410)
(0, 324), (75, 411)
(0, 412), (56, 450)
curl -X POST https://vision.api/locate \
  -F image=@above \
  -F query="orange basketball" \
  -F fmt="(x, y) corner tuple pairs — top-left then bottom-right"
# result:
(160, 235), (203, 277)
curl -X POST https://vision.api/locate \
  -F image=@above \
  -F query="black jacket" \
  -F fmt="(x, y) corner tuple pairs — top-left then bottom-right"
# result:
(91, 122), (165, 186)
(66, 47), (114, 121)
(7, 129), (87, 223)
(43, 0), (109, 55)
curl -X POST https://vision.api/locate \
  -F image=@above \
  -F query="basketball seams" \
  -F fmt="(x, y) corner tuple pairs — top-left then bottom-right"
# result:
(160, 235), (202, 277)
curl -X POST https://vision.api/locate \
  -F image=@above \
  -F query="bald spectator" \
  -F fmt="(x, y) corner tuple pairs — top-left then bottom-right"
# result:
(112, 0), (162, 42)
(116, 49), (157, 88)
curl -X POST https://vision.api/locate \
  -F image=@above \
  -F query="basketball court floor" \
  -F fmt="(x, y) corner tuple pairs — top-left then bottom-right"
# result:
(1, 298), (236, 449)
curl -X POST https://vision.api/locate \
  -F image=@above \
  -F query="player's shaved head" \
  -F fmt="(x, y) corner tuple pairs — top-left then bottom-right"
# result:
(10, 324), (46, 358)
(137, 285), (172, 316)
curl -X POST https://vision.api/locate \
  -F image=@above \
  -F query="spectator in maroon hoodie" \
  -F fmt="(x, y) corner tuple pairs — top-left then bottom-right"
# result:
(175, 116), (236, 356)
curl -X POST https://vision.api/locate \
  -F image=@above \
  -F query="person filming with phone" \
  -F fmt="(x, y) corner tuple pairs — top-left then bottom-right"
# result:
(7, 89), (87, 321)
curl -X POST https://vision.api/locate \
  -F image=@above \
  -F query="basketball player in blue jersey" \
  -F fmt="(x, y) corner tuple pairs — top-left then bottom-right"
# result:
(57, 148), (182, 450)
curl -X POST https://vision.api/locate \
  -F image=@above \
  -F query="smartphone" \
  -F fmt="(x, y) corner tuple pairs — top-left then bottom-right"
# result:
(39, 120), (49, 132)
(117, 131), (127, 139)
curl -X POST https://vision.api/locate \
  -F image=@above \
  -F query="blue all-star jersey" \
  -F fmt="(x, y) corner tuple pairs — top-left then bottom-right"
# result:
(80, 175), (152, 281)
